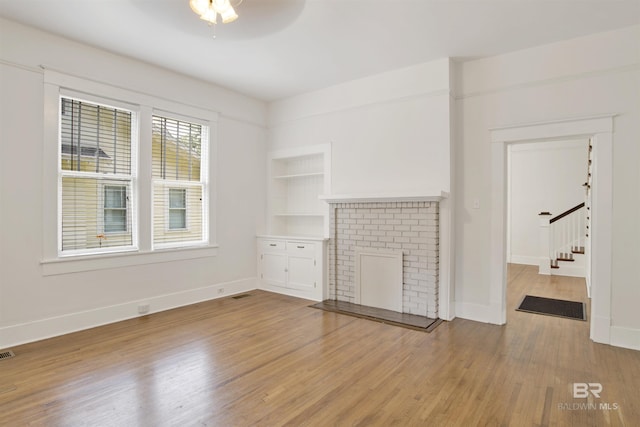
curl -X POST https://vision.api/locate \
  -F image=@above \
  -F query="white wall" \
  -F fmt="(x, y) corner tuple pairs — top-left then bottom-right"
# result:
(268, 26), (639, 349)
(268, 59), (453, 195)
(456, 25), (639, 349)
(0, 19), (267, 348)
(508, 140), (589, 265)
(267, 58), (456, 321)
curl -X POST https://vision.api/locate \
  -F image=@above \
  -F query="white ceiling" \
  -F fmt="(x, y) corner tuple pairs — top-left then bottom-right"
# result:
(1, 0), (639, 101)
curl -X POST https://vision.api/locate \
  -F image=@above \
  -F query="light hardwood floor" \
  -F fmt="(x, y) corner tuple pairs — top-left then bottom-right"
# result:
(1, 264), (639, 426)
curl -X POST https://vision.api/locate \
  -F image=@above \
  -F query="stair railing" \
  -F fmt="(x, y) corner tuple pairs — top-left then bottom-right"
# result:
(538, 202), (585, 275)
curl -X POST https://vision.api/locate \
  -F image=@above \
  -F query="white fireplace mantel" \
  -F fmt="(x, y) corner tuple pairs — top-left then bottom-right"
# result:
(319, 191), (449, 204)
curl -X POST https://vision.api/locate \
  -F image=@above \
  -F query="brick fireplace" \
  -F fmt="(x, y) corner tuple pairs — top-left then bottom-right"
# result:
(322, 195), (444, 319)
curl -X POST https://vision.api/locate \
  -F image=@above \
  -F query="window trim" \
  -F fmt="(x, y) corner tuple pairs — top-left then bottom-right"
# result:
(43, 69), (218, 272)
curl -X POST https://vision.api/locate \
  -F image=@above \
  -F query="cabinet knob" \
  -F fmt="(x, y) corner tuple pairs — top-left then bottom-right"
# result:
(284, 268), (288, 272)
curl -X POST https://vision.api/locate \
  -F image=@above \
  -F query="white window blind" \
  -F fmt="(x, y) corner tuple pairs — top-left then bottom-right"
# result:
(59, 97), (136, 254)
(152, 115), (207, 248)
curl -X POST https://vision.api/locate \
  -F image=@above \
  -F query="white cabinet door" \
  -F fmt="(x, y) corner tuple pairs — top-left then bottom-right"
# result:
(261, 252), (287, 288)
(258, 237), (325, 301)
(287, 255), (316, 291)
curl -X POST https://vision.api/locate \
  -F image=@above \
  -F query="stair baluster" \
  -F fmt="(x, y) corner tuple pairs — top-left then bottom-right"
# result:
(539, 202), (586, 275)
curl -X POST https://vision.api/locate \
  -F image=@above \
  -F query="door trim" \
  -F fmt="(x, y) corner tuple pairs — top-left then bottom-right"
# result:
(489, 114), (614, 344)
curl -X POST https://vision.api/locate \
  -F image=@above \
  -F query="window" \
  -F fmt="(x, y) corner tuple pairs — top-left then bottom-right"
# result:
(152, 115), (208, 248)
(59, 97), (136, 254)
(45, 71), (218, 271)
(168, 188), (186, 230)
(104, 185), (128, 233)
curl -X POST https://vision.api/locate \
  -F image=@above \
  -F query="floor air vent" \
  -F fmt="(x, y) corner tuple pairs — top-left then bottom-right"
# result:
(0, 350), (15, 360)
(232, 294), (252, 300)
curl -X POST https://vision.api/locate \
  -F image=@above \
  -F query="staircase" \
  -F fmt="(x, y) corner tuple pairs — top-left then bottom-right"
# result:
(550, 245), (584, 268)
(538, 140), (592, 280)
(550, 250), (586, 278)
(539, 202), (587, 277)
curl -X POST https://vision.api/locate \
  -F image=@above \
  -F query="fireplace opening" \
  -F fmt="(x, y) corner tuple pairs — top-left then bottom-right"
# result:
(355, 248), (403, 312)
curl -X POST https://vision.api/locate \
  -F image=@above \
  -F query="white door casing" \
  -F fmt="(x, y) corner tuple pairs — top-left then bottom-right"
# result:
(490, 114), (614, 345)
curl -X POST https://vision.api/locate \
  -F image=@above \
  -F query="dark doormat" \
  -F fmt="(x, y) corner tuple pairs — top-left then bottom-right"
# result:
(516, 295), (586, 321)
(310, 300), (442, 332)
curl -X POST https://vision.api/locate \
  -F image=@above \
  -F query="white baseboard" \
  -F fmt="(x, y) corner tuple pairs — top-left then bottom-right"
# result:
(439, 302), (456, 321)
(509, 255), (539, 266)
(610, 325), (640, 351)
(590, 314), (611, 345)
(0, 277), (258, 349)
(259, 283), (321, 302)
(455, 301), (504, 325)
(551, 264), (586, 278)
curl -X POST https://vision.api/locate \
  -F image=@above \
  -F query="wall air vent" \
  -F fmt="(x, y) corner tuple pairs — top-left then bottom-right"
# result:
(0, 350), (15, 360)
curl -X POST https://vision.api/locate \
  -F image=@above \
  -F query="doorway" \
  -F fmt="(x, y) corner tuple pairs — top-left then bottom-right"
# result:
(506, 139), (590, 322)
(506, 139), (589, 274)
(489, 115), (614, 344)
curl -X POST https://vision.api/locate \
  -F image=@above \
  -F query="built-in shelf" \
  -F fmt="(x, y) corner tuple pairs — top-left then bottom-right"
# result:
(273, 172), (324, 179)
(267, 145), (331, 238)
(273, 213), (325, 217)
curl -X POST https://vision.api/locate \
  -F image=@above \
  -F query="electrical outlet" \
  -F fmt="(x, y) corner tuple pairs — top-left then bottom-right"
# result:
(218, 288), (224, 295)
(138, 303), (150, 315)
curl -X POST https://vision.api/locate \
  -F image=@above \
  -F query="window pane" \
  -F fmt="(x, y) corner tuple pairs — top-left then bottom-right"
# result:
(152, 116), (201, 181)
(153, 183), (203, 246)
(59, 97), (135, 254)
(105, 209), (127, 233)
(61, 177), (132, 251)
(169, 209), (186, 229)
(104, 185), (127, 233)
(169, 188), (186, 208)
(105, 185), (126, 208)
(152, 113), (207, 248)
(61, 98), (132, 175)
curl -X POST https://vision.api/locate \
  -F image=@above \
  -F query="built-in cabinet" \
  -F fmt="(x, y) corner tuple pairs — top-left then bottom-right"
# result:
(258, 144), (330, 301)
(257, 237), (327, 301)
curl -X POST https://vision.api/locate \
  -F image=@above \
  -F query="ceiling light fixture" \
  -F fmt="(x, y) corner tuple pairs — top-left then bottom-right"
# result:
(189, 0), (241, 26)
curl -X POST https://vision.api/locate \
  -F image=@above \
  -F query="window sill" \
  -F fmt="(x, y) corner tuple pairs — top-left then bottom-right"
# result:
(41, 245), (219, 276)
